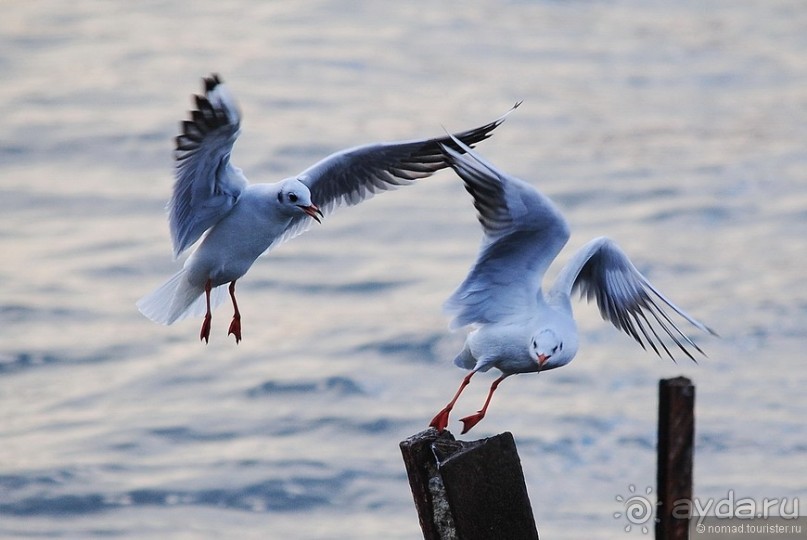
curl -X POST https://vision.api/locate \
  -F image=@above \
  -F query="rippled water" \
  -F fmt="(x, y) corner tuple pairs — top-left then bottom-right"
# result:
(1, 1), (805, 538)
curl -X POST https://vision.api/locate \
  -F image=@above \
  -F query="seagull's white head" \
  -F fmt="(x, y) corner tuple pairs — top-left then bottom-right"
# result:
(277, 179), (322, 223)
(530, 328), (575, 371)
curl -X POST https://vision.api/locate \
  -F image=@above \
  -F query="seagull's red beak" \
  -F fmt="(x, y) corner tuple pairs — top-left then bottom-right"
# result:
(300, 204), (323, 223)
(537, 353), (550, 367)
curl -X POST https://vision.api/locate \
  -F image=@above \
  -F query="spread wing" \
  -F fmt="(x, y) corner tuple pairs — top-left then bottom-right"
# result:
(169, 74), (248, 257)
(551, 237), (718, 361)
(441, 136), (571, 329)
(277, 103), (521, 244)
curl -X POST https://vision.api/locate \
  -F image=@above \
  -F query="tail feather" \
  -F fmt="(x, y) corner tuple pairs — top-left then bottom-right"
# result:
(137, 269), (227, 325)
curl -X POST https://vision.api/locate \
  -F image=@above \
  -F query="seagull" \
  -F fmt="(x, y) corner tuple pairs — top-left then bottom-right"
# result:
(429, 136), (717, 434)
(137, 74), (517, 343)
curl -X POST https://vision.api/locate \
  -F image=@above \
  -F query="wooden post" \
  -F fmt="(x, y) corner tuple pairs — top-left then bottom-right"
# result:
(656, 377), (695, 540)
(400, 428), (539, 540)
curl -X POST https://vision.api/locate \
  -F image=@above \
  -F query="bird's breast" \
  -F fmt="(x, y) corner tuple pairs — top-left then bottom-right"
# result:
(186, 203), (291, 286)
(470, 326), (538, 374)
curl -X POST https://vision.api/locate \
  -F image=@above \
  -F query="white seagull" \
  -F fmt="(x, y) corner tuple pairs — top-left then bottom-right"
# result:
(137, 74), (517, 343)
(429, 136), (717, 434)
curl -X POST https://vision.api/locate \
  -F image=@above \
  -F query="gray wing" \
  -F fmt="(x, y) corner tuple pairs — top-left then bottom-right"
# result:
(551, 237), (718, 361)
(277, 103), (521, 243)
(169, 74), (248, 257)
(441, 137), (571, 329)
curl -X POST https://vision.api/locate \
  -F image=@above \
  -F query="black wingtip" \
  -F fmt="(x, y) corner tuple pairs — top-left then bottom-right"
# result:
(174, 74), (235, 159)
(444, 100), (523, 153)
(203, 73), (223, 92)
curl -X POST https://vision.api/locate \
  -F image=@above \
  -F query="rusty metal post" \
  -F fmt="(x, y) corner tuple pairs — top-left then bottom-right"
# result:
(656, 377), (695, 540)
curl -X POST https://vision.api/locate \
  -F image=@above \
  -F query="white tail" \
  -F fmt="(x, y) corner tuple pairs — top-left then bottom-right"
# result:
(137, 269), (227, 325)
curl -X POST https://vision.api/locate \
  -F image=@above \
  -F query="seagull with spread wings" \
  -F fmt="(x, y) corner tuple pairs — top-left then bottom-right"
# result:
(138, 74), (517, 343)
(429, 136), (717, 434)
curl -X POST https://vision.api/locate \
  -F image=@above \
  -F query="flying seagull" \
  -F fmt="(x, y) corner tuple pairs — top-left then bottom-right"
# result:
(137, 74), (517, 343)
(429, 136), (717, 434)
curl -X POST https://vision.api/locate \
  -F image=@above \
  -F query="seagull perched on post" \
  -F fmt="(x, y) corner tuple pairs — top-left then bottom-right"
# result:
(137, 74), (518, 343)
(429, 136), (717, 434)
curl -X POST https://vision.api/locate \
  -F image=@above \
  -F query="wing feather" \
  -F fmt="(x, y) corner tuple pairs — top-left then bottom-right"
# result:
(168, 74), (248, 257)
(551, 237), (717, 361)
(440, 136), (571, 329)
(275, 103), (522, 245)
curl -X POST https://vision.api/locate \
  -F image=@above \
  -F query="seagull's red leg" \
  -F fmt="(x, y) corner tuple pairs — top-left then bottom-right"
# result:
(227, 280), (242, 344)
(200, 279), (213, 344)
(429, 370), (476, 432)
(459, 374), (510, 434)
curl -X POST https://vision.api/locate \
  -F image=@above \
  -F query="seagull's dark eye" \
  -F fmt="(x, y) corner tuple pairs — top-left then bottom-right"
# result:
(288, 192), (299, 203)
